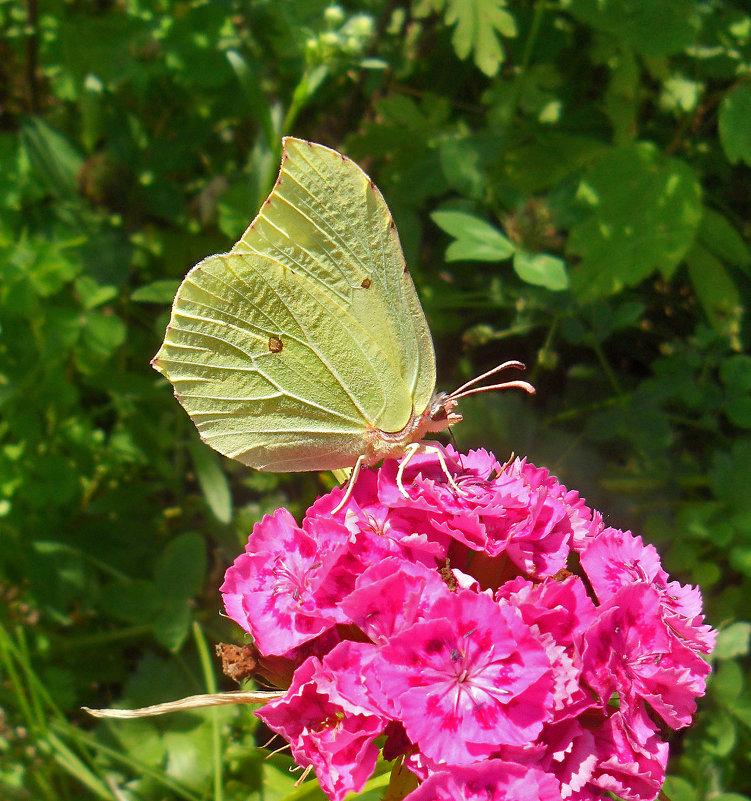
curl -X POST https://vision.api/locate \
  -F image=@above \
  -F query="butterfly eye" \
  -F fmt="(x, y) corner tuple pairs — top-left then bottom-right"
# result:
(360, 278), (372, 289)
(268, 337), (284, 353)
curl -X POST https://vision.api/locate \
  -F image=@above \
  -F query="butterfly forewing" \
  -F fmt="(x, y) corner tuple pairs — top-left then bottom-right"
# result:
(234, 138), (437, 427)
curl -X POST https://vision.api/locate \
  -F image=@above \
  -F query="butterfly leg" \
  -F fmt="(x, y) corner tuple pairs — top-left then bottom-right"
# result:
(423, 444), (466, 496)
(395, 442), (422, 498)
(396, 443), (467, 498)
(331, 454), (367, 514)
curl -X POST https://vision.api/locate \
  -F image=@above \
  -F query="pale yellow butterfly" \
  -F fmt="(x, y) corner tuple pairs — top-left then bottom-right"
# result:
(152, 138), (533, 507)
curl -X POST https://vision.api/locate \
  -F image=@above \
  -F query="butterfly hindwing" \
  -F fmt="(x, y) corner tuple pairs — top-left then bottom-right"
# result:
(155, 249), (417, 470)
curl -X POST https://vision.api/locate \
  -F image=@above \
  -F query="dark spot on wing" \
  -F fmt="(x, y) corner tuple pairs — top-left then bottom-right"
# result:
(361, 277), (372, 289)
(268, 336), (283, 353)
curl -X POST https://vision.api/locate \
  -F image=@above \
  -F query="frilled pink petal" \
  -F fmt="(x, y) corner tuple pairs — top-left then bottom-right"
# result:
(630, 636), (711, 728)
(589, 707), (668, 801)
(376, 590), (553, 764)
(581, 584), (667, 707)
(540, 720), (599, 800)
(377, 446), (467, 509)
(580, 528), (666, 603)
(498, 575), (597, 649)
(404, 760), (561, 801)
(581, 582), (709, 728)
(501, 459), (599, 555)
(541, 637), (596, 720)
(257, 645), (388, 801)
(339, 557), (450, 644)
(503, 489), (572, 576)
(220, 509), (351, 654)
(221, 448), (714, 801)
(665, 609), (717, 654)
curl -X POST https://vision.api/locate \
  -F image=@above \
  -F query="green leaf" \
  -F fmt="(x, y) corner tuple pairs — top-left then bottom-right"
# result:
(131, 279), (181, 304)
(79, 311), (127, 363)
(713, 621), (751, 660)
(685, 244), (742, 345)
(496, 133), (606, 194)
(697, 207), (751, 273)
(719, 82), (751, 167)
(19, 116), (84, 200)
(712, 795), (751, 801)
(563, 0), (701, 56)
(74, 275), (118, 309)
(153, 532), (207, 652)
(432, 210), (515, 262)
(513, 251), (569, 291)
(226, 49), (277, 153)
(712, 659), (744, 705)
(188, 440), (233, 524)
(662, 775), (697, 801)
(422, 0), (517, 77)
(438, 135), (485, 199)
(704, 709), (738, 756)
(721, 355), (751, 428)
(568, 144), (702, 300)
(721, 355), (751, 394)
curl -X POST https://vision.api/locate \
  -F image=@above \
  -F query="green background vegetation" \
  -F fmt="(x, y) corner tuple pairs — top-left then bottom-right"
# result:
(1, 1), (751, 799)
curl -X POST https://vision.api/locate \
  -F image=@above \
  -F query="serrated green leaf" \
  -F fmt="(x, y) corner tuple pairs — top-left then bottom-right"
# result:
(719, 83), (751, 167)
(513, 251), (569, 291)
(568, 144), (702, 300)
(188, 440), (233, 524)
(428, 0), (517, 77)
(432, 210), (515, 262)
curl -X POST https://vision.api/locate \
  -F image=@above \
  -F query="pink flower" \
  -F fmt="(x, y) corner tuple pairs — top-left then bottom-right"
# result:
(257, 641), (387, 801)
(219, 448), (714, 801)
(581, 582), (710, 729)
(220, 508), (352, 654)
(588, 706), (669, 801)
(339, 557), (451, 644)
(403, 760), (561, 801)
(375, 589), (553, 764)
(579, 527), (716, 656)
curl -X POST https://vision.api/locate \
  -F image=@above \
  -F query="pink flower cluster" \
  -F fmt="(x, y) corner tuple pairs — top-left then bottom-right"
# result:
(221, 448), (715, 801)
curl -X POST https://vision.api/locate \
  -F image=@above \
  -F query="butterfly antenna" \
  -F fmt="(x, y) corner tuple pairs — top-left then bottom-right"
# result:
(448, 361), (535, 401)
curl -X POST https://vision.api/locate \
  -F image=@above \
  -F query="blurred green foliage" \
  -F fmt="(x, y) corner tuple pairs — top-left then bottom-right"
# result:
(1, 0), (750, 799)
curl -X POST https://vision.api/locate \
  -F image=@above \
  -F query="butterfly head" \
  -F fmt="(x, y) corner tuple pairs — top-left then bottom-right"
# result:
(423, 392), (462, 434)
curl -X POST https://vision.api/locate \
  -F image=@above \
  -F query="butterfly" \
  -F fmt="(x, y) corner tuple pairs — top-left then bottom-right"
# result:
(152, 138), (533, 509)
